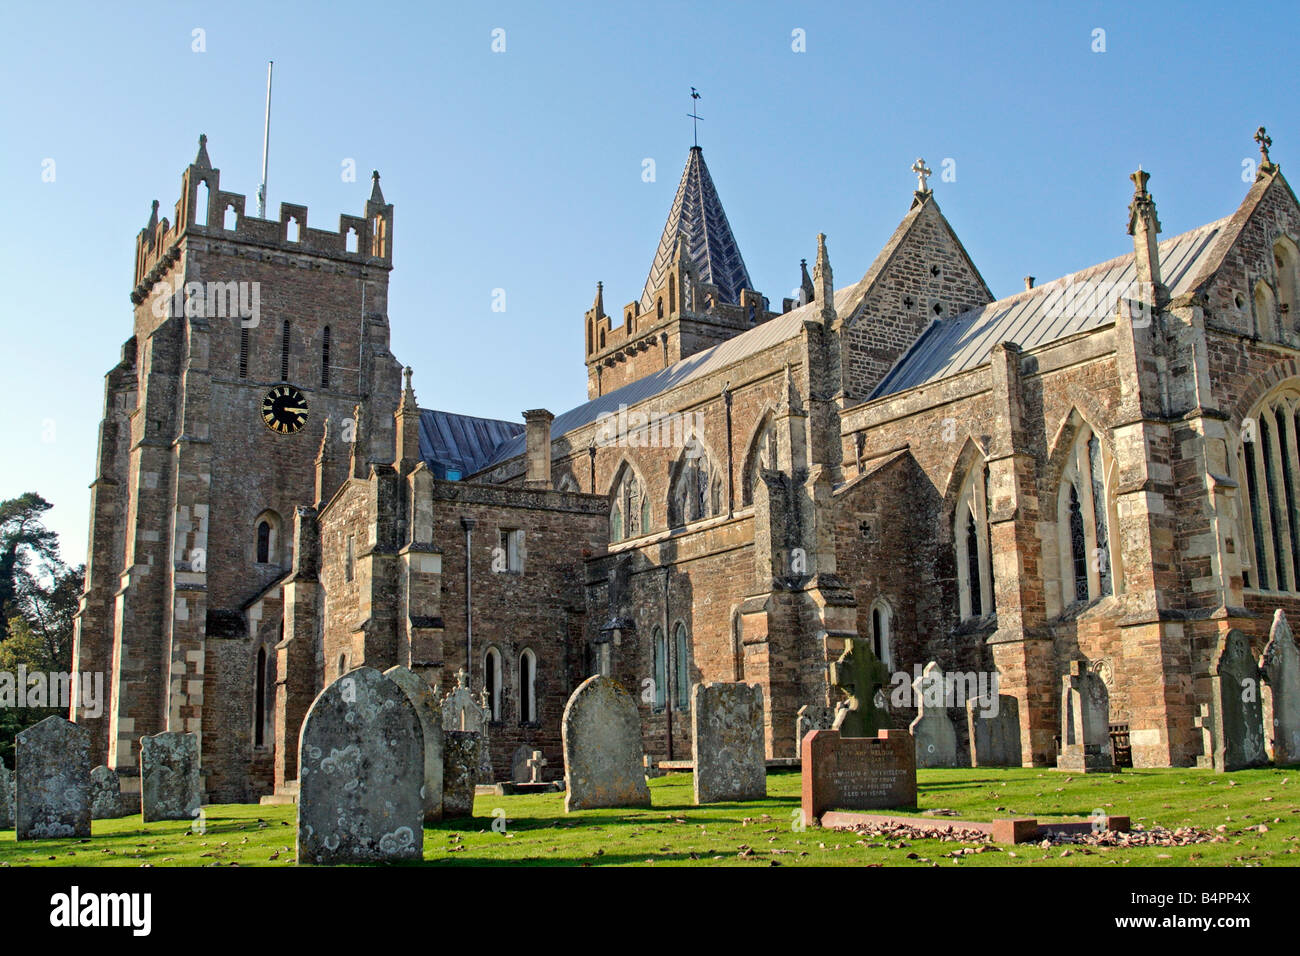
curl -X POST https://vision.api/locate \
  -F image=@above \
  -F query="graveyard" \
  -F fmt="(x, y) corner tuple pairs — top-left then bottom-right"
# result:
(0, 766), (1293, 867)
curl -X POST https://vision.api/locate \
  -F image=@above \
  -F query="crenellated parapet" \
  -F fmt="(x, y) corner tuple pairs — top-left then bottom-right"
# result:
(131, 135), (394, 304)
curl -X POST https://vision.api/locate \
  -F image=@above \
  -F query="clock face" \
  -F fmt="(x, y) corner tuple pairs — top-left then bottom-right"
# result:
(261, 385), (309, 434)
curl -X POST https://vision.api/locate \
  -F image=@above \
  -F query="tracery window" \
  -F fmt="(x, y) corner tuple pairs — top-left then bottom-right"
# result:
(669, 440), (723, 526)
(1239, 387), (1300, 592)
(610, 464), (648, 543)
(1056, 424), (1121, 605)
(741, 416), (779, 507)
(954, 464), (994, 620)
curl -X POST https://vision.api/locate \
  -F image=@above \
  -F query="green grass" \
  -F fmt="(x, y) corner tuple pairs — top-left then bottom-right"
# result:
(1, 766), (1295, 867)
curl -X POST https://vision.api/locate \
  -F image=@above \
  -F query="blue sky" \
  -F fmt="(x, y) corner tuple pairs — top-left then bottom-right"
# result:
(1, 0), (1295, 567)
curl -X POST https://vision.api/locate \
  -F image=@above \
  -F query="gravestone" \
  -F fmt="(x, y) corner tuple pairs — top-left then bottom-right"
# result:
(692, 682), (766, 804)
(297, 667), (424, 865)
(140, 731), (201, 823)
(795, 704), (835, 754)
(562, 675), (651, 812)
(90, 765), (132, 820)
(442, 668), (492, 784)
(0, 758), (12, 830)
(1207, 630), (1267, 771)
(442, 730), (481, 818)
(15, 715), (91, 840)
(909, 662), (958, 768)
(966, 695), (1022, 767)
(1056, 661), (1112, 772)
(511, 744), (533, 783)
(385, 665), (444, 823)
(829, 638), (889, 737)
(1261, 609), (1300, 766)
(526, 750), (548, 783)
(800, 728), (916, 821)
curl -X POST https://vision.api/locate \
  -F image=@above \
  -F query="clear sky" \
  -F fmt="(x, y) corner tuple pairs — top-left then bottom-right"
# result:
(1, 0), (1296, 568)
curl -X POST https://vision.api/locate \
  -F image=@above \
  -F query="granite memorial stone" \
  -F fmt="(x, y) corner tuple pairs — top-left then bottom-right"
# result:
(562, 675), (650, 811)
(297, 667), (424, 865)
(692, 682), (766, 804)
(15, 715), (91, 840)
(140, 731), (201, 823)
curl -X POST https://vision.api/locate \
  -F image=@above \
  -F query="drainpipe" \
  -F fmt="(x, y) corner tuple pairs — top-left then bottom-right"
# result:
(461, 517), (475, 676)
(723, 382), (734, 516)
(663, 566), (673, 761)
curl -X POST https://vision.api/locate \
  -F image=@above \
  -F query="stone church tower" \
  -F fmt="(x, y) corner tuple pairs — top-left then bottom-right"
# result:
(70, 137), (403, 802)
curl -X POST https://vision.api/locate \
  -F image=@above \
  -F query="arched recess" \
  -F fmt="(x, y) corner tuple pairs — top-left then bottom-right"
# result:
(608, 458), (651, 543)
(1237, 381), (1300, 593)
(740, 410), (779, 507)
(518, 648), (537, 724)
(484, 645), (503, 722)
(254, 510), (283, 565)
(1274, 235), (1300, 330)
(868, 598), (894, 672)
(251, 637), (277, 749)
(1256, 279), (1279, 342)
(1051, 414), (1122, 606)
(951, 456), (995, 621)
(667, 434), (724, 527)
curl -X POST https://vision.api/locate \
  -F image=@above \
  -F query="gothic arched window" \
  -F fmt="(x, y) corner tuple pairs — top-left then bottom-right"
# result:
(741, 415), (778, 507)
(869, 599), (893, 672)
(954, 463), (994, 620)
(652, 626), (667, 711)
(610, 464), (646, 543)
(669, 440), (722, 527)
(519, 648), (537, 724)
(673, 622), (691, 709)
(484, 647), (502, 722)
(254, 510), (281, 565)
(1056, 423), (1121, 605)
(1239, 386), (1300, 592)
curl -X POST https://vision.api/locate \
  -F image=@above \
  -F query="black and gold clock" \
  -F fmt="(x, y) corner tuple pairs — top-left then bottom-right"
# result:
(261, 385), (309, 434)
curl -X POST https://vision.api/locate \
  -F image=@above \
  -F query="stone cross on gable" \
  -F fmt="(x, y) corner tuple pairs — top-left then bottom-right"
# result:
(829, 637), (890, 737)
(455, 667), (469, 691)
(911, 157), (932, 193)
(526, 750), (547, 783)
(1256, 126), (1273, 164)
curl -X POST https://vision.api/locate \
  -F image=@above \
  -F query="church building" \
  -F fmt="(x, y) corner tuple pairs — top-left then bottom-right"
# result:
(71, 127), (1300, 801)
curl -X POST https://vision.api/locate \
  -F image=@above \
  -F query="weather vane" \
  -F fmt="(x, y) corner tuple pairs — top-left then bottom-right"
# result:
(688, 87), (703, 148)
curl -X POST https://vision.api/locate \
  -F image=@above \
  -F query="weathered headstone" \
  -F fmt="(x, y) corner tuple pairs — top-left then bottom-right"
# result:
(442, 730), (481, 817)
(829, 638), (889, 737)
(140, 731), (201, 823)
(562, 675), (651, 812)
(795, 704), (835, 754)
(0, 758), (13, 830)
(385, 665), (444, 823)
(800, 728), (916, 821)
(15, 715), (91, 840)
(1261, 609), (1300, 766)
(1056, 661), (1112, 772)
(966, 695), (1022, 767)
(511, 744), (533, 783)
(1206, 630), (1267, 771)
(909, 662), (958, 768)
(526, 750), (548, 783)
(90, 765), (132, 820)
(442, 668), (492, 784)
(297, 667), (424, 865)
(692, 682), (766, 804)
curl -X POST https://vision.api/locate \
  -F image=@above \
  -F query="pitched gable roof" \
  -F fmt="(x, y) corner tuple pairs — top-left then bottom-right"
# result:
(870, 216), (1231, 398)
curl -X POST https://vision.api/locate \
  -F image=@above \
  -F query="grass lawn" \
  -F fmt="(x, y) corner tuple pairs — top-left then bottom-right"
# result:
(0, 766), (1295, 867)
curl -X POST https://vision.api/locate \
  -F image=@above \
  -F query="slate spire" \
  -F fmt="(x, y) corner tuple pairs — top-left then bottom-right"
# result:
(639, 147), (752, 312)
